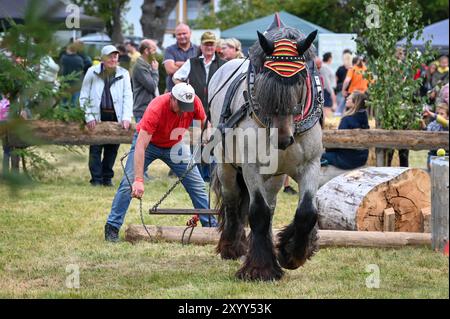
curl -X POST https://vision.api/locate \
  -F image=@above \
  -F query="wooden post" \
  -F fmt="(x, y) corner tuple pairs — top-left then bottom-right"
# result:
(375, 148), (385, 167)
(421, 207), (431, 233)
(383, 208), (395, 232)
(430, 156), (449, 251)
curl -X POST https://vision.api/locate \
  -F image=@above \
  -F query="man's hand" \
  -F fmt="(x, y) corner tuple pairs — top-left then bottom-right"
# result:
(122, 120), (130, 131)
(132, 180), (144, 199)
(87, 120), (96, 130)
(151, 60), (159, 71)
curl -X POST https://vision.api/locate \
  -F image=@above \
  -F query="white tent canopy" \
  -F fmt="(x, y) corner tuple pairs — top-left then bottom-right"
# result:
(78, 32), (111, 44)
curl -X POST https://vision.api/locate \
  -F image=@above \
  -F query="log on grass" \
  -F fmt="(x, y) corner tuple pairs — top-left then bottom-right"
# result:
(125, 224), (431, 247)
(316, 167), (431, 232)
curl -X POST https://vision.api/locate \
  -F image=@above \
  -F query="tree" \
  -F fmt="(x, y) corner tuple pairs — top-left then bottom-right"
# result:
(0, 0), (85, 185)
(194, 0), (280, 30)
(194, 0), (448, 33)
(352, 0), (435, 165)
(140, 0), (178, 46)
(74, 0), (130, 43)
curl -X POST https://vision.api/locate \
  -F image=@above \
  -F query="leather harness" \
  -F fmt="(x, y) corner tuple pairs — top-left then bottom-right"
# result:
(217, 58), (323, 136)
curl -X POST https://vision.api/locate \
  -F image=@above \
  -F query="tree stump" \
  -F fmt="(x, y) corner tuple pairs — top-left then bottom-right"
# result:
(316, 167), (431, 232)
(430, 156), (449, 251)
(319, 165), (361, 188)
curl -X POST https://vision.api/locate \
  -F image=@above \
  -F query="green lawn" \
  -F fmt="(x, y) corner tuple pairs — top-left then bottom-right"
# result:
(0, 145), (448, 298)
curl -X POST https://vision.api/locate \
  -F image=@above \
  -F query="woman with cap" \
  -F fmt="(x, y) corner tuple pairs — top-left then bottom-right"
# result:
(79, 44), (133, 187)
(104, 83), (218, 242)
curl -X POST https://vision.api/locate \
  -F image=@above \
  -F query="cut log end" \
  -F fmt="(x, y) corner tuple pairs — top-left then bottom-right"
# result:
(318, 167), (431, 232)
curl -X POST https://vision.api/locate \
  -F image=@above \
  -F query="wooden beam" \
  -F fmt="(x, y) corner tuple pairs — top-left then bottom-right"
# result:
(383, 208), (396, 232)
(150, 209), (217, 215)
(5, 121), (449, 150)
(421, 207), (431, 233)
(125, 224), (431, 247)
(6, 120), (135, 147)
(322, 129), (449, 151)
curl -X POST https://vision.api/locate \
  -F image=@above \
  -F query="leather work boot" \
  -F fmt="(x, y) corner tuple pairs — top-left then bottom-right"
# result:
(105, 223), (120, 243)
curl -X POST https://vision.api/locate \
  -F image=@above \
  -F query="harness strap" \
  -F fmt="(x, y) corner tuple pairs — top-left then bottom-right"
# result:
(219, 72), (247, 125)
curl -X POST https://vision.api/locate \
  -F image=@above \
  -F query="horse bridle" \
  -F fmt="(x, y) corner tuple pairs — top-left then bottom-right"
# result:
(246, 53), (323, 135)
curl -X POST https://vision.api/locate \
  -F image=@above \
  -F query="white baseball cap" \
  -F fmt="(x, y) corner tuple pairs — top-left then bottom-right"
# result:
(101, 45), (119, 57)
(171, 83), (195, 112)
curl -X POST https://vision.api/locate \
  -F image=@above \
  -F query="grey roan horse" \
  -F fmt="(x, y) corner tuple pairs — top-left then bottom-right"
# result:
(208, 15), (323, 281)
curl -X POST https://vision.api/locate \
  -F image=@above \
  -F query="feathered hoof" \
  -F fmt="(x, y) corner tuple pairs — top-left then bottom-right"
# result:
(235, 262), (284, 281)
(217, 240), (247, 260)
(276, 225), (319, 270)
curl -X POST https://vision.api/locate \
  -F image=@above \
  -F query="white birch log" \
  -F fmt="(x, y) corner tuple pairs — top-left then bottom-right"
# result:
(430, 156), (449, 251)
(316, 167), (431, 232)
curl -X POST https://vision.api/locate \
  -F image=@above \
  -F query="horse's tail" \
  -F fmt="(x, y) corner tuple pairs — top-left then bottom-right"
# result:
(211, 165), (225, 232)
(211, 165), (249, 232)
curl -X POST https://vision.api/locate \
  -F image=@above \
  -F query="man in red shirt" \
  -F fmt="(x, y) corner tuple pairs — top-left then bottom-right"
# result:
(104, 83), (217, 242)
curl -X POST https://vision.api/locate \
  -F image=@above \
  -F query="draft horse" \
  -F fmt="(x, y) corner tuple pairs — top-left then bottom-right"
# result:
(208, 14), (324, 281)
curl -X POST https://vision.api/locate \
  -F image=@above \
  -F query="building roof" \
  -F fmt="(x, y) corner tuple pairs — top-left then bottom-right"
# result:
(221, 11), (334, 48)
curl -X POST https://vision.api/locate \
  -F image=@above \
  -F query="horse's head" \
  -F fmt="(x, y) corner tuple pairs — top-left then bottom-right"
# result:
(250, 23), (317, 150)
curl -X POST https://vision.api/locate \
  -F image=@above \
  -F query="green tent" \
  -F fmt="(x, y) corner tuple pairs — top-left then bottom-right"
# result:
(221, 11), (334, 50)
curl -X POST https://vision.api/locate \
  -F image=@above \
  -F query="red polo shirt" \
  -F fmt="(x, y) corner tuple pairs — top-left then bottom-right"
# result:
(137, 93), (206, 148)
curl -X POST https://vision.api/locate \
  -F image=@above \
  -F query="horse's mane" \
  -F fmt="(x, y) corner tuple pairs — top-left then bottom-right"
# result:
(249, 27), (316, 117)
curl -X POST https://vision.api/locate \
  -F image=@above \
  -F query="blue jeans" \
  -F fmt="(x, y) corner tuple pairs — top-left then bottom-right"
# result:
(335, 92), (346, 116)
(106, 134), (217, 229)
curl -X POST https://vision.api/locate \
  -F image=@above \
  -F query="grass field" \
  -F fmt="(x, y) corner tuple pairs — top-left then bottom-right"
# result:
(0, 144), (448, 298)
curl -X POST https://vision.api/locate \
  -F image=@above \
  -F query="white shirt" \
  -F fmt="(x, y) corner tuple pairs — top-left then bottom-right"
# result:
(172, 54), (216, 83)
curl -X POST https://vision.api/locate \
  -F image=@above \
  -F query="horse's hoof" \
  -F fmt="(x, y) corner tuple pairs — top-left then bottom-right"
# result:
(220, 249), (245, 260)
(277, 250), (304, 270)
(276, 226), (319, 270)
(217, 240), (247, 260)
(235, 264), (284, 281)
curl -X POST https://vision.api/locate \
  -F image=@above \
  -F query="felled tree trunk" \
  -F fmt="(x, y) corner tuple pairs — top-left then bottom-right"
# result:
(125, 225), (431, 248)
(317, 167), (431, 232)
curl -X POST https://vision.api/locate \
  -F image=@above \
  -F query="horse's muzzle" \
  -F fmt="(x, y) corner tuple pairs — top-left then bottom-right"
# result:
(278, 135), (295, 150)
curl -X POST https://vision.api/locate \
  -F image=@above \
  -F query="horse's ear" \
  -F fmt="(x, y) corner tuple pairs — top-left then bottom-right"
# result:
(297, 30), (318, 55)
(257, 31), (274, 56)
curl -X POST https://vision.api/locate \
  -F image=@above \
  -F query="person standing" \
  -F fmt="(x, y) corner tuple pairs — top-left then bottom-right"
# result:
(173, 31), (226, 117)
(173, 31), (226, 183)
(221, 38), (245, 61)
(342, 55), (369, 98)
(163, 23), (198, 93)
(126, 41), (141, 70)
(132, 39), (160, 124)
(320, 52), (337, 118)
(104, 83), (218, 242)
(79, 45), (133, 187)
(335, 49), (353, 116)
(60, 43), (84, 107)
(117, 44), (131, 71)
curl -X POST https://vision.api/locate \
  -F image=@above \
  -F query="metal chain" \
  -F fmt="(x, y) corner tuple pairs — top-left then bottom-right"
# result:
(150, 143), (201, 213)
